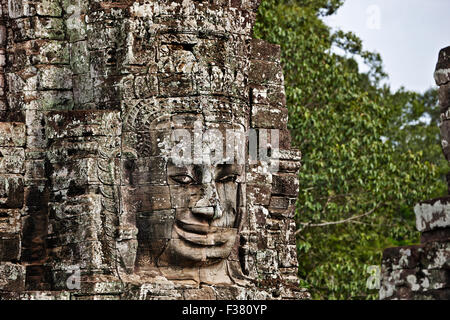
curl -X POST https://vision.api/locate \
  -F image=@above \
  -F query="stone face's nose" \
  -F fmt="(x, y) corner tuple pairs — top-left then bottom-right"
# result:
(194, 177), (223, 221)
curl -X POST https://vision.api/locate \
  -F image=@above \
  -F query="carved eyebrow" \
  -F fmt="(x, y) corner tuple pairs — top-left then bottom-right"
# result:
(168, 165), (189, 173)
(167, 160), (194, 177)
(215, 164), (241, 176)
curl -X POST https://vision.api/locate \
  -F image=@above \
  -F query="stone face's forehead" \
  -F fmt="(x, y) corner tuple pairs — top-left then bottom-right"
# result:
(133, 114), (247, 166)
(121, 97), (249, 133)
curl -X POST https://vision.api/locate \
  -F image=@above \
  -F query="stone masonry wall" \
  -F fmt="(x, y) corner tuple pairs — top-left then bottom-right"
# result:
(0, 0), (308, 300)
(380, 46), (450, 300)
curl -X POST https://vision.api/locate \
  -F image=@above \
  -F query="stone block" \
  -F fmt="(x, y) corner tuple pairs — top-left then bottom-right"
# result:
(278, 159), (301, 174)
(278, 244), (298, 268)
(421, 228), (450, 243)
(268, 196), (296, 219)
(247, 183), (272, 206)
(23, 90), (73, 111)
(24, 264), (53, 290)
(440, 120), (450, 160)
(382, 242), (450, 272)
(183, 287), (216, 300)
(73, 74), (94, 106)
(380, 269), (450, 299)
(272, 174), (299, 197)
(251, 84), (286, 107)
(70, 41), (89, 74)
(38, 65), (72, 90)
(47, 240), (105, 270)
(0, 263), (25, 291)
(7, 0), (34, 19)
(0, 209), (21, 235)
(24, 159), (46, 184)
(133, 185), (172, 212)
(415, 198), (450, 232)
(19, 291), (70, 300)
(135, 74), (158, 98)
(251, 105), (288, 129)
(0, 123), (26, 147)
(250, 39), (281, 62)
(31, 40), (69, 65)
(36, 0), (63, 17)
(439, 83), (450, 113)
(48, 194), (102, 221)
(0, 236), (21, 261)
(33, 17), (65, 40)
(0, 176), (24, 209)
(0, 148), (25, 174)
(122, 157), (167, 186)
(249, 60), (283, 85)
(49, 158), (99, 191)
(435, 46), (450, 86)
(158, 73), (194, 97)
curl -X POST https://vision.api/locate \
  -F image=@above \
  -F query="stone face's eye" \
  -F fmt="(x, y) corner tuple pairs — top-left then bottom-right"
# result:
(216, 174), (238, 183)
(171, 174), (195, 185)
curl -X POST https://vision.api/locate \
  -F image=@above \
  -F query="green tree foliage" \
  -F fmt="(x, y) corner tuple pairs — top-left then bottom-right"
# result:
(254, 0), (445, 299)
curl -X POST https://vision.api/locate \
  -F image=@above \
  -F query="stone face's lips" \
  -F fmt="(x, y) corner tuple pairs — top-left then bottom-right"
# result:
(174, 222), (230, 246)
(191, 207), (215, 219)
(177, 220), (212, 235)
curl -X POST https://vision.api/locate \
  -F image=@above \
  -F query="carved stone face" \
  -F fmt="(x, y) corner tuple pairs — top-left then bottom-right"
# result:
(159, 159), (243, 267)
(125, 113), (246, 274)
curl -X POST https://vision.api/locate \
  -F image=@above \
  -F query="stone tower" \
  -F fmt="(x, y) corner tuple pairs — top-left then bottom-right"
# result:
(0, 0), (307, 300)
(380, 46), (450, 300)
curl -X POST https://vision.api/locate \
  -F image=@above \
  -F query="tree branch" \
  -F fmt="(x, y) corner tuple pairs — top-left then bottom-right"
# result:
(295, 202), (383, 236)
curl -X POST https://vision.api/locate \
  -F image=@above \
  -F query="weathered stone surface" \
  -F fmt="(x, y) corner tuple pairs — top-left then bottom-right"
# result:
(250, 39), (281, 63)
(249, 60), (284, 85)
(380, 268), (450, 300)
(0, 148), (25, 174)
(0, 263), (25, 291)
(0, 0), (305, 300)
(439, 83), (450, 113)
(0, 122), (25, 147)
(421, 228), (450, 244)
(440, 120), (450, 160)
(435, 46), (450, 86)
(251, 105), (289, 129)
(415, 198), (450, 232)
(0, 237), (20, 261)
(382, 243), (450, 272)
(0, 176), (24, 209)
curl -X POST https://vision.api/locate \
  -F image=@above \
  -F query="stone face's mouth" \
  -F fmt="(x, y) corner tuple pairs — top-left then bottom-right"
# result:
(177, 220), (211, 234)
(191, 207), (215, 219)
(174, 221), (231, 246)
